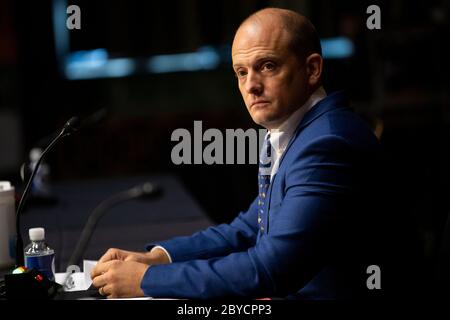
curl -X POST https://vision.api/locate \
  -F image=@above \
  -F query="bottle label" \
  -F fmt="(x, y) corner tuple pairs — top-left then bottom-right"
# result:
(25, 253), (55, 281)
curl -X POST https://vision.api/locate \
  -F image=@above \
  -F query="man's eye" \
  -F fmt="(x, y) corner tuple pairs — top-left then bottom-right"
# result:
(262, 63), (276, 71)
(236, 70), (247, 77)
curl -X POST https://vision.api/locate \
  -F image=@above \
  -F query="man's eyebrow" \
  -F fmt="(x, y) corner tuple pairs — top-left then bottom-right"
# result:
(254, 54), (279, 61)
(232, 55), (280, 69)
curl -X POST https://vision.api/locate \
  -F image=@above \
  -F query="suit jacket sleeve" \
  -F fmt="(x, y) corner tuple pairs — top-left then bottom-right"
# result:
(145, 197), (260, 262)
(141, 135), (364, 298)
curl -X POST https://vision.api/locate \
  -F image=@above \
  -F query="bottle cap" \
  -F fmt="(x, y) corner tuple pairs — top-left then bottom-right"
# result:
(0, 181), (15, 200)
(29, 148), (43, 162)
(29, 227), (45, 241)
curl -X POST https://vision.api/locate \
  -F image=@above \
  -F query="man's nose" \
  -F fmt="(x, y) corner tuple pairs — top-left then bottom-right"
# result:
(245, 71), (263, 95)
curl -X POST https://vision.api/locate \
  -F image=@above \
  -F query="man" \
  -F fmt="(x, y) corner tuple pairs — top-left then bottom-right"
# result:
(91, 8), (385, 299)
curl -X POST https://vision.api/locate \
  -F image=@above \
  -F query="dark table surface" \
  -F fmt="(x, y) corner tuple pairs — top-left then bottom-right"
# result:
(2, 174), (213, 275)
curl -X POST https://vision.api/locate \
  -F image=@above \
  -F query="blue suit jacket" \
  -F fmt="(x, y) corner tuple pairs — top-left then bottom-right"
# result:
(142, 91), (384, 299)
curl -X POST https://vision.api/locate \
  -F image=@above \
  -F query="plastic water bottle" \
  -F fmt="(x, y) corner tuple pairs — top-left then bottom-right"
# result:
(24, 227), (55, 281)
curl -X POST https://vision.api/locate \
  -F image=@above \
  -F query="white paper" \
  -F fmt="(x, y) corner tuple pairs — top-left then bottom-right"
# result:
(55, 260), (97, 292)
(83, 259), (97, 288)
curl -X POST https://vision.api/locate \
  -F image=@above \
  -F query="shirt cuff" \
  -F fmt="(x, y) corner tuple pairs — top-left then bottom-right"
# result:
(149, 245), (173, 264)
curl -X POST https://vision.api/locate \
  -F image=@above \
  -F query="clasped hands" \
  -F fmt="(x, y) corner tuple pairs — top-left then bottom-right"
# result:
(90, 247), (169, 298)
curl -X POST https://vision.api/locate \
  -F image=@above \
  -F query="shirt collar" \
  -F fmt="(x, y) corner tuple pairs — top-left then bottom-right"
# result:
(269, 86), (327, 154)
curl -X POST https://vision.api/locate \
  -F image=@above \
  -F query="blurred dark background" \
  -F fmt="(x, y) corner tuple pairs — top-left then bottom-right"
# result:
(1, 0), (449, 297)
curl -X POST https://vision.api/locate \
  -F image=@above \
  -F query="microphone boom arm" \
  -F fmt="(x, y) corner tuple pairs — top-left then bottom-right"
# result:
(63, 183), (161, 288)
(15, 117), (80, 267)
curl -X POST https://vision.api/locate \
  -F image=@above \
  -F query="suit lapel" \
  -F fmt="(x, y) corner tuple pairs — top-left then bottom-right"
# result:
(277, 91), (349, 169)
(262, 91), (349, 234)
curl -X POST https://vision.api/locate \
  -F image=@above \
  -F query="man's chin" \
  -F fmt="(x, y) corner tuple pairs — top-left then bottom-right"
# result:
(251, 116), (278, 129)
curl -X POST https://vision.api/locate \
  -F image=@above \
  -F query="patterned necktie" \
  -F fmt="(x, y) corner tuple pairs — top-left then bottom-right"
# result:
(258, 133), (272, 233)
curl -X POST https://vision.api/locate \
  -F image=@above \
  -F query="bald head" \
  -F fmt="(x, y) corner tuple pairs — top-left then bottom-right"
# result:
(231, 8), (324, 129)
(236, 8), (322, 62)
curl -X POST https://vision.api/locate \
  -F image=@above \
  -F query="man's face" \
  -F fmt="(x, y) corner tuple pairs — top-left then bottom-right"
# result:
(232, 21), (308, 130)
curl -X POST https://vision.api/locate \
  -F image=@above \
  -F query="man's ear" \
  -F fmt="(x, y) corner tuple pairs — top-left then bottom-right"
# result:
(305, 53), (323, 86)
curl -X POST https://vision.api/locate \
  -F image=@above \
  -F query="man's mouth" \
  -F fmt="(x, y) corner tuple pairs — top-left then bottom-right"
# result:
(250, 100), (270, 109)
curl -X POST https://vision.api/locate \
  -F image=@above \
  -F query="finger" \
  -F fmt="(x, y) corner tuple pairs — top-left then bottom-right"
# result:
(102, 284), (115, 299)
(124, 254), (142, 262)
(98, 248), (121, 263)
(91, 260), (117, 279)
(123, 254), (136, 262)
(124, 252), (153, 264)
(91, 273), (108, 288)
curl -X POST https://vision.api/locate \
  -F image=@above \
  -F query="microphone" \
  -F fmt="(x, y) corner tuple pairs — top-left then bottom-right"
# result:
(60, 116), (81, 136)
(15, 116), (81, 267)
(44, 108), (107, 148)
(63, 182), (162, 289)
(20, 108), (108, 183)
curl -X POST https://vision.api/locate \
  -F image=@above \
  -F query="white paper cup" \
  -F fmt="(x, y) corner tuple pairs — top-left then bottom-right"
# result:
(0, 181), (16, 268)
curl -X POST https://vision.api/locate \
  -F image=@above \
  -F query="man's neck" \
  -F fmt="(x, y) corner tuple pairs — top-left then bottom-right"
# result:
(269, 86), (327, 133)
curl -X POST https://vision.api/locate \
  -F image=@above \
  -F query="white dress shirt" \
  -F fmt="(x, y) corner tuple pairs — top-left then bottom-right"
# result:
(266, 86), (327, 180)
